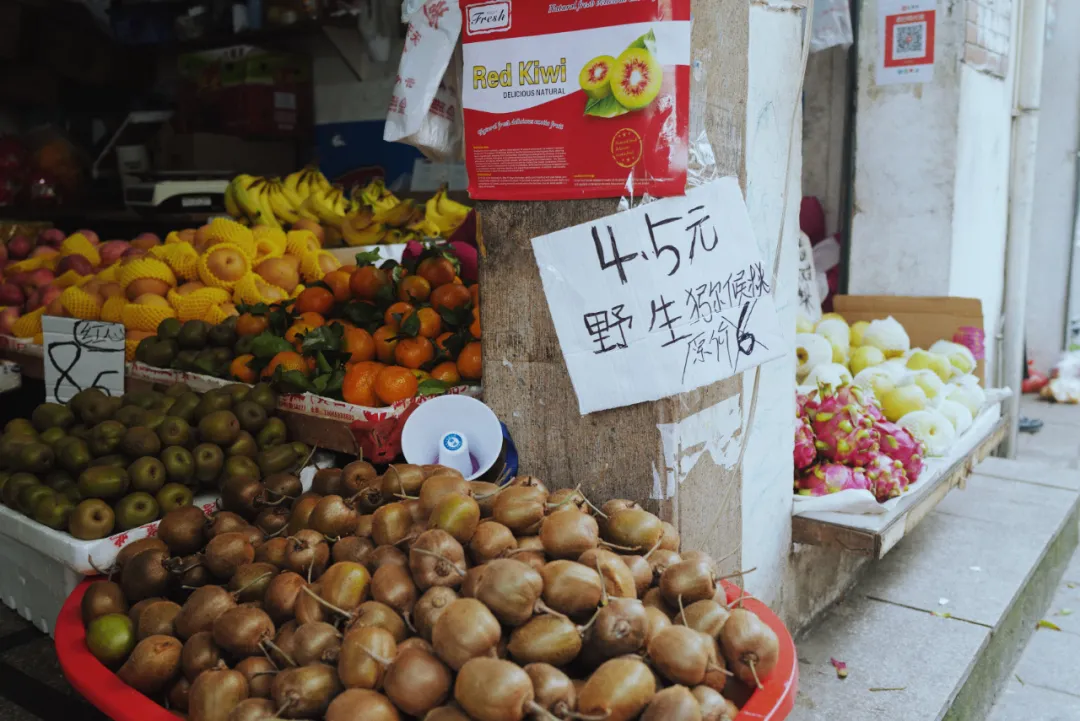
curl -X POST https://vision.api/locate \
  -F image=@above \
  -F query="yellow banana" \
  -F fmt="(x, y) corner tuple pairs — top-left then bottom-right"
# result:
(267, 181), (300, 224)
(436, 189), (472, 220)
(311, 169), (333, 195)
(224, 181), (242, 218)
(342, 221), (388, 247)
(231, 175), (266, 222)
(283, 170), (307, 203)
(425, 192), (460, 237)
(304, 188), (346, 229)
(278, 179), (304, 211)
(374, 199), (422, 228)
(252, 183), (281, 229)
(407, 216), (442, 238)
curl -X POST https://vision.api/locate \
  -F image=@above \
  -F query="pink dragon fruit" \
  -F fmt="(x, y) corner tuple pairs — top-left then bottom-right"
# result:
(832, 383), (885, 421)
(795, 415), (817, 471)
(863, 452), (909, 502)
(874, 420), (926, 483)
(797, 463), (872, 496)
(805, 384), (880, 466)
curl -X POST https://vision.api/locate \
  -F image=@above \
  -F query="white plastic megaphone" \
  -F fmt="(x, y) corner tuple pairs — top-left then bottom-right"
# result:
(401, 395), (504, 480)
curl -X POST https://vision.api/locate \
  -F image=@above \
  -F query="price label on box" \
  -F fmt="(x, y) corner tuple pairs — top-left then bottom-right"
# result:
(43, 318), (126, 403)
(532, 177), (785, 414)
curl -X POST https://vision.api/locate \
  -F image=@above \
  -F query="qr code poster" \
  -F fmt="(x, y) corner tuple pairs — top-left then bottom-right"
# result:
(877, 0), (936, 86)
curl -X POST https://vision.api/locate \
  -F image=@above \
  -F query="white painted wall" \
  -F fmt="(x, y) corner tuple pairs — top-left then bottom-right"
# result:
(802, 46), (850, 238)
(741, 1), (804, 609)
(1026, 0), (1080, 369)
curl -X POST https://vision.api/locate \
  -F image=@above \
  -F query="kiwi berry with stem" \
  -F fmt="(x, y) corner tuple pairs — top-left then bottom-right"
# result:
(691, 685), (739, 721)
(228, 563), (278, 603)
(234, 656), (277, 699)
(381, 463), (425, 497)
(578, 549), (637, 599)
(647, 625), (731, 691)
(81, 580), (128, 625)
(283, 528), (329, 581)
(212, 606), (281, 659)
(187, 667), (249, 721)
(577, 656), (656, 721)
(206, 511), (249, 538)
(622, 553), (654, 597)
(158, 506), (209, 556)
(539, 560), (602, 621)
(226, 698), (276, 721)
(295, 582), (328, 625)
(204, 532), (256, 579)
(262, 571), (307, 624)
(333, 536), (374, 566)
(428, 493), (481, 544)
(117, 634), (183, 695)
(325, 688), (401, 721)
(641, 685), (702, 721)
(539, 509), (599, 559)
(659, 521), (681, 552)
(602, 508), (664, 552)
(221, 476), (265, 521)
(474, 558), (549, 626)
(365, 545), (407, 574)
(291, 620), (343, 665)
(460, 564), (486, 598)
(115, 538), (169, 570)
(340, 459), (378, 495)
(309, 494), (360, 538)
(413, 586), (458, 641)
(455, 657), (552, 721)
(253, 506), (290, 537)
(338, 625), (396, 689)
(507, 613), (583, 666)
(271, 664), (342, 719)
(316, 560), (371, 613)
(719, 607), (779, 689)
(383, 647), (452, 717)
(580, 597), (650, 666)
(409, 529), (467, 591)
(311, 467), (344, 495)
(181, 631), (222, 682)
(269, 620), (299, 668)
(371, 563), (418, 618)
(509, 536), (547, 573)
(121, 548), (171, 601)
(137, 600), (182, 640)
(286, 494), (322, 535)
(370, 502), (413, 547)
(430, 597), (501, 671)
(418, 474), (472, 515)
(492, 485), (548, 535)
(262, 472), (302, 502)
(255, 537), (289, 567)
(647, 548), (682, 583)
(129, 597), (166, 630)
(524, 662), (577, 718)
(350, 600), (409, 643)
(675, 599), (730, 640)
(469, 521), (517, 564)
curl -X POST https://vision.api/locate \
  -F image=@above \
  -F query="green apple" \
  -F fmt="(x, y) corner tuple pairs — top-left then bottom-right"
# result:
(906, 350), (953, 382)
(849, 346), (886, 376)
(882, 385), (928, 422)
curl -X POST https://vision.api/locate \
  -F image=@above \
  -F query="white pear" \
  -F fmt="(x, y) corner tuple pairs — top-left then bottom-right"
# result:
(850, 320), (871, 347)
(815, 318), (851, 364)
(854, 366), (897, 402)
(796, 312), (815, 334)
(849, 345), (886, 376)
(861, 316), (911, 358)
(882, 384), (928, 422)
(945, 382), (985, 416)
(930, 340), (977, 375)
(898, 409), (957, 456)
(906, 349), (953, 382)
(817, 312), (846, 325)
(803, 362), (853, 387)
(903, 369), (946, 403)
(937, 399), (973, 435)
(796, 333), (832, 380)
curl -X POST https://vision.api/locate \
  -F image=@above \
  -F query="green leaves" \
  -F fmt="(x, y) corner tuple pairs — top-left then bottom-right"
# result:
(418, 379), (449, 397)
(398, 311), (421, 339)
(299, 324), (345, 354)
(236, 302), (272, 316)
(585, 94), (630, 118)
(628, 29), (657, 54)
(355, 248), (382, 266)
(342, 301), (382, 332)
(273, 367), (314, 394)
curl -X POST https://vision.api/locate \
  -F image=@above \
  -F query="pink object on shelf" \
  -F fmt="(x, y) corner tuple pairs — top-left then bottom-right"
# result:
(953, 326), (986, 361)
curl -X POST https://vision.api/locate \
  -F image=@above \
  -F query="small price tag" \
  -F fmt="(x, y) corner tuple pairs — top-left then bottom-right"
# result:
(531, 177), (785, 414)
(43, 317), (126, 403)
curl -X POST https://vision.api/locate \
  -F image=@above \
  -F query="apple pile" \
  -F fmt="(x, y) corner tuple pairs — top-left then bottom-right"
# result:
(794, 313), (988, 468)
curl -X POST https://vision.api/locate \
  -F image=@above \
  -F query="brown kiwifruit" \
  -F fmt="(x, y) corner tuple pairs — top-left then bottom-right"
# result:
(365, 545), (407, 574)
(326, 688), (400, 721)
(352, 483), (385, 516)
(370, 502), (413, 547)
(228, 562), (278, 603)
(204, 532), (256, 579)
(116, 634), (183, 695)
(271, 662), (342, 718)
(283, 528), (329, 579)
(475, 558), (544, 626)
(207, 511), (250, 538)
(263, 571), (307, 624)
(423, 464), (463, 478)
(424, 705), (471, 721)
(603, 508), (663, 551)
(253, 506), (290, 537)
(647, 549), (682, 582)
(129, 597), (165, 629)
(418, 474), (472, 515)
(540, 509), (599, 559)
(525, 662), (576, 718)
(254, 536), (289, 567)
(166, 554), (212, 590)
(213, 606), (276, 657)
(647, 625), (717, 688)
(309, 494), (360, 538)
(676, 599), (731, 640)
(492, 486), (547, 535)
(641, 685), (702, 721)
(371, 564), (418, 616)
(292, 621), (343, 665)
(621, 554), (653, 597)
(468, 481), (500, 517)
(428, 493), (481, 544)
(597, 499), (640, 532)
(578, 548), (637, 599)
(286, 494), (322, 535)
(270, 620), (299, 668)
(188, 667), (249, 721)
(341, 460), (378, 496)
(167, 676), (191, 713)
(413, 587), (458, 642)
(381, 463), (425, 498)
(577, 656), (656, 721)
(691, 685), (739, 721)
(719, 608), (779, 689)
(398, 636), (433, 655)
(350, 601), (408, 643)
(645, 606), (673, 643)
(409, 529), (467, 591)
(581, 598), (649, 665)
(460, 565), (486, 598)
(540, 560), (602, 621)
(235, 524), (266, 550)
(469, 521), (516, 564)
(311, 467), (344, 496)
(263, 472), (303, 502)
(116, 537), (169, 570)
(81, 580), (127, 625)
(181, 631), (222, 682)
(235, 656), (277, 699)
(507, 614), (582, 667)
(175, 585), (238, 640)
(221, 476), (265, 521)
(509, 536), (546, 573)
(338, 625), (396, 689)
(333, 536), (374, 566)
(431, 598), (501, 670)
(454, 657), (541, 721)
(137, 600), (182, 640)
(295, 582), (327, 625)
(660, 559), (716, 607)
(383, 648), (452, 717)
(642, 587), (673, 613)
(355, 514), (374, 538)
(658, 521), (680, 552)
(121, 548), (171, 601)
(314, 561), (371, 615)
(158, 507), (209, 556)
(227, 697), (276, 721)
(547, 487), (590, 515)
(508, 475), (548, 493)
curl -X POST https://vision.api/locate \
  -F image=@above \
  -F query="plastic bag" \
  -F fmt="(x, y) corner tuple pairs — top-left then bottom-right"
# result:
(383, 0), (463, 161)
(810, 0), (853, 53)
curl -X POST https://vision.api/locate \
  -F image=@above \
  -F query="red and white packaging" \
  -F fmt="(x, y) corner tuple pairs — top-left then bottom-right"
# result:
(459, 0), (691, 200)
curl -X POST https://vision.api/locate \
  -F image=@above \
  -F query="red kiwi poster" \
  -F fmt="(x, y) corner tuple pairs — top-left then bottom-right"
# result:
(459, 0), (692, 200)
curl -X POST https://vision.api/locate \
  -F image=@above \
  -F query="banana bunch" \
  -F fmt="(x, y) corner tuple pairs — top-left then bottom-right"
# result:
(425, 187), (471, 237)
(225, 167), (340, 228)
(284, 165), (332, 203)
(225, 175), (280, 229)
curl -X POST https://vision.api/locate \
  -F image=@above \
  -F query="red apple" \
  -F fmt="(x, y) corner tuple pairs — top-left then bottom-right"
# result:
(7, 235), (32, 260)
(131, 233), (161, 250)
(56, 254), (94, 276)
(29, 284), (61, 312)
(121, 247), (147, 260)
(7, 271), (30, 287)
(45, 295), (65, 316)
(26, 268), (55, 289)
(0, 243), (7, 266)
(0, 307), (20, 335)
(76, 229), (100, 245)
(31, 246), (58, 260)
(37, 228), (65, 248)
(0, 283), (24, 306)
(98, 241), (130, 266)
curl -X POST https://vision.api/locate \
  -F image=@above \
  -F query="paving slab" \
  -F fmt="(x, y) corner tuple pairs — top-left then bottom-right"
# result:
(1011, 626), (1080, 697)
(792, 597), (989, 721)
(975, 456), (1080, 491)
(1043, 580), (1080, 637)
(989, 678), (1080, 721)
(1020, 397), (1080, 428)
(936, 473), (1080, 530)
(1016, 421), (1080, 466)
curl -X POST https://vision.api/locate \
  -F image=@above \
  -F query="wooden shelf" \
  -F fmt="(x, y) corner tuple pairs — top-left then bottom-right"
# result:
(791, 410), (1007, 558)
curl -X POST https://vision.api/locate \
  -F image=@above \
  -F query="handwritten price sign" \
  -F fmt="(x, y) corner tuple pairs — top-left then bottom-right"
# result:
(532, 177), (785, 414)
(43, 317), (125, 404)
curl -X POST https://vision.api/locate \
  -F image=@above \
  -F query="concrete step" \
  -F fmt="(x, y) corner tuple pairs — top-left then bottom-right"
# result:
(789, 458), (1080, 721)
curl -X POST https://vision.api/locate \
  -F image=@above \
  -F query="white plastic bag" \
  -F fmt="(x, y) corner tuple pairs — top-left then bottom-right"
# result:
(810, 0), (853, 53)
(383, 0), (463, 161)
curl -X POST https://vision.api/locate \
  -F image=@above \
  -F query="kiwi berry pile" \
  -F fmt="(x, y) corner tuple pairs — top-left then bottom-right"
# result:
(0, 381), (303, 541)
(80, 465), (780, 720)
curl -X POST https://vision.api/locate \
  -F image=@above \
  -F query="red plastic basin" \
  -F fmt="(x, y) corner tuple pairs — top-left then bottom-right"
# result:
(57, 578), (797, 720)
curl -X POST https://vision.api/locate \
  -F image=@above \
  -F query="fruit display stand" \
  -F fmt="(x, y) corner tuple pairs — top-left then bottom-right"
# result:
(792, 401), (1007, 558)
(55, 577), (798, 721)
(0, 498), (217, 636)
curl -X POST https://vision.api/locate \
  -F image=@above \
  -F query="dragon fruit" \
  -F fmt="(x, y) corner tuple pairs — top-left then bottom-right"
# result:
(875, 419), (926, 482)
(863, 452), (909, 502)
(805, 384), (880, 466)
(796, 463), (872, 496)
(795, 415), (817, 471)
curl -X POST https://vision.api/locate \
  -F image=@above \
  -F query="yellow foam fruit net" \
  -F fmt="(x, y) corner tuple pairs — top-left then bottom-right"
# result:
(206, 218), (257, 260)
(286, 230), (321, 258)
(124, 338), (141, 363)
(5, 257), (45, 274)
(150, 243), (200, 281)
(39, 253), (60, 271)
(11, 307), (45, 338)
(233, 273), (275, 306)
(53, 270), (87, 289)
(290, 284), (306, 299)
(203, 304), (235, 325)
(167, 287), (231, 322)
(96, 263), (120, 284)
(196, 243), (252, 290)
(33, 332), (43, 345)
(60, 286), (102, 320)
(164, 230), (189, 244)
(121, 302), (177, 333)
(118, 257), (178, 292)
(253, 226), (288, 253)
(100, 296), (127, 323)
(60, 233), (102, 268)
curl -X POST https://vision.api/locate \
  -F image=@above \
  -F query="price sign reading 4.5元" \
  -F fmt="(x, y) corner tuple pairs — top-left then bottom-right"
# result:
(532, 177), (785, 414)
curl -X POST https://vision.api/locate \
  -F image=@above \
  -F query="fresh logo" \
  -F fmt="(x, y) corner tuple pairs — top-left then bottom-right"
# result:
(466, 1), (511, 35)
(443, 433), (464, 451)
